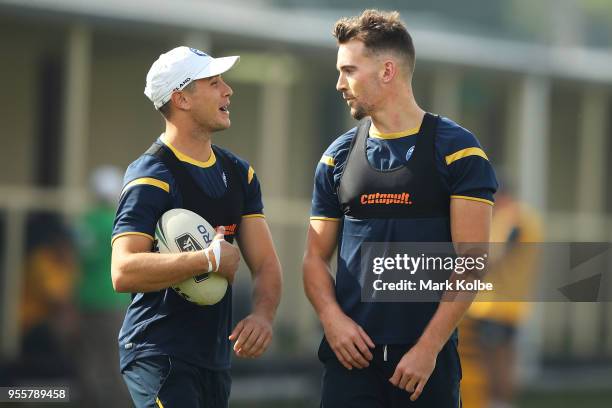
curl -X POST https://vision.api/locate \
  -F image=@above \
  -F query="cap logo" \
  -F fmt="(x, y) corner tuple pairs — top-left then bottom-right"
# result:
(189, 48), (208, 57)
(174, 77), (192, 91)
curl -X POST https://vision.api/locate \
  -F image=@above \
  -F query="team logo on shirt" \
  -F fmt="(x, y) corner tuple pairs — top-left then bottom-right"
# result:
(223, 223), (238, 236)
(360, 192), (413, 205)
(222, 172), (227, 187)
(406, 146), (415, 161)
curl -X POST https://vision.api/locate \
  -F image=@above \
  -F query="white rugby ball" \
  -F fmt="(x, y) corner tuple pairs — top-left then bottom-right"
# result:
(155, 208), (228, 305)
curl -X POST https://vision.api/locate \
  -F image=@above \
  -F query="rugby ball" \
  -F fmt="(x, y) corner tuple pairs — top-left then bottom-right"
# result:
(155, 208), (228, 305)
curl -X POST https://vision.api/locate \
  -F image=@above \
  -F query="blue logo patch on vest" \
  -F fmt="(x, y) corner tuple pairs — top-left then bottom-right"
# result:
(189, 48), (208, 57)
(406, 145), (415, 161)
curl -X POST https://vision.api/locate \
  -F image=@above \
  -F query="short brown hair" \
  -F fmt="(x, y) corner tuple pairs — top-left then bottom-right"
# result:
(333, 9), (415, 72)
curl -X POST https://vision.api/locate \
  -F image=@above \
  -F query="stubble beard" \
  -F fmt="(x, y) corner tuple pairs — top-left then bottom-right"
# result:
(212, 119), (230, 132)
(198, 114), (230, 134)
(350, 104), (368, 120)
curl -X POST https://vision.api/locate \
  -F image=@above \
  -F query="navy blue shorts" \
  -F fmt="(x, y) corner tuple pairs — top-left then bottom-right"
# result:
(122, 355), (231, 408)
(318, 337), (461, 408)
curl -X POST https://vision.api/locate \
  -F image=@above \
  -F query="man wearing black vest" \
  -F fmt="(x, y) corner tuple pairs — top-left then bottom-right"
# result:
(303, 10), (497, 407)
(111, 46), (282, 408)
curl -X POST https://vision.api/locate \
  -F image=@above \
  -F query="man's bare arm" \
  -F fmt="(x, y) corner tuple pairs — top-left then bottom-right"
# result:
(230, 217), (282, 358)
(390, 198), (492, 399)
(303, 220), (342, 320)
(303, 219), (375, 370)
(111, 231), (239, 293)
(415, 198), (492, 353)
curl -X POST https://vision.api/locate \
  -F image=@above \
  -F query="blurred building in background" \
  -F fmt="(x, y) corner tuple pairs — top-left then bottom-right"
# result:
(0, 0), (611, 406)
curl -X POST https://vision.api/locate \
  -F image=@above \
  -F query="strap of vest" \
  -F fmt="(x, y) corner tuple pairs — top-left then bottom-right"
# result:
(144, 141), (246, 198)
(422, 113), (438, 133)
(144, 142), (183, 182)
(337, 118), (371, 193)
(346, 117), (372, 157)
(420, 113), (439, 148)
(145, 142), (164, 157)
(343, 113), (439, 169)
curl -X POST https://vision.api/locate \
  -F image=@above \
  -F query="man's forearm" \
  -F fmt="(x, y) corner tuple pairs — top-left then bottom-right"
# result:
(112, 251), (208, 293)
(303, 255), (343, 323)
(417, 248), (485, 352)
(414, 198), (492, 352)
(416, 300), (472, 353)
(251, 258), (282, 321)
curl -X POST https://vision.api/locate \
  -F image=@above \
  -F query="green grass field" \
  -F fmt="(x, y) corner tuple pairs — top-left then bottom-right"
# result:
(230, 389), (612, 408)
(518, 389), (612, 408)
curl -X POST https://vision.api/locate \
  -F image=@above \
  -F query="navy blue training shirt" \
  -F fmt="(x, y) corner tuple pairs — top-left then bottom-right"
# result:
(311, 116), (498, 344)
(112, 135), (264, 371)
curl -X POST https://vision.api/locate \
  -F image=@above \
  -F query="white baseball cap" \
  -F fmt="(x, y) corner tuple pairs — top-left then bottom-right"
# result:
(144, 46), (239, 109)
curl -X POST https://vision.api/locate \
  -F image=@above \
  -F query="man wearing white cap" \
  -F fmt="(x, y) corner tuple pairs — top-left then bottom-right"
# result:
(111, 46), (282, 408)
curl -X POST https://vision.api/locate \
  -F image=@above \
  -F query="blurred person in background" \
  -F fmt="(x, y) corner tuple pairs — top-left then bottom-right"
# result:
(459, 174), (542, 408)
(0, 214), (80, 384)
(76, 165), (131, 406)
(303, 9), (497, 408)
(111, 46), (282, 408)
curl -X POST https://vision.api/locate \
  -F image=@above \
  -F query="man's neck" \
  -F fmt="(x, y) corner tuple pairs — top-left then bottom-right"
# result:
(163, 121), (213, 163)
(369, 88), (425, 135)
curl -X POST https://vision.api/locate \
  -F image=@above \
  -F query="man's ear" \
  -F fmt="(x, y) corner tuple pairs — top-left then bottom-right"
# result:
(381, 60), (397, 84)
(170, 91), (190, 111)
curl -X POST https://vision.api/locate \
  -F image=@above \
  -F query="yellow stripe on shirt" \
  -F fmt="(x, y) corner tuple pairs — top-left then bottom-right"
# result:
(445, 147), (488, 165)
(320, 155), (335, 167)
(369, 125), (420, 139)
(121, 177), (170, 195)
(156, 397), (165, 408)
(111, 231), (154, 246)
(242, 213), (265, 219)
(451, 195), (494, 206)
(248, 166), (255, 184)
(310, 216), (341, 222)
(161, 134), (216, 168)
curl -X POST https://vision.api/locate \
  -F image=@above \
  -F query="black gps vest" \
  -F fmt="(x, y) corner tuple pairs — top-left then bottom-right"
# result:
(338, 113), (450, 220)
(330, 113), (455, 346)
